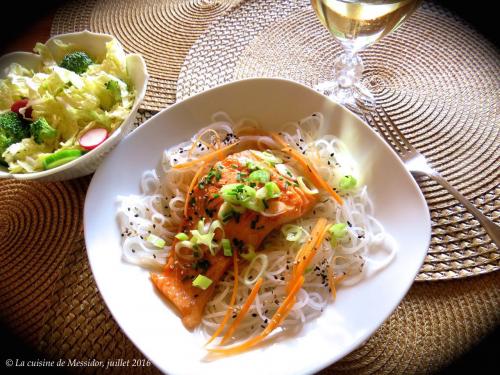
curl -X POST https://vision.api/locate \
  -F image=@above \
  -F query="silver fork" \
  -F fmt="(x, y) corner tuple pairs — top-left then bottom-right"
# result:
(355, 99), (500, 248)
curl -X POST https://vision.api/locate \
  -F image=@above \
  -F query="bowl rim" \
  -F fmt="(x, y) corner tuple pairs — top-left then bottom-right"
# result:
(0, 30), (149, 180)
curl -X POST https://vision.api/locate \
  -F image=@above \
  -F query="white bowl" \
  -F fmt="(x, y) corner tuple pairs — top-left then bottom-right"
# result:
(84, 78), (431, 375)
(0, 30), (148, 181)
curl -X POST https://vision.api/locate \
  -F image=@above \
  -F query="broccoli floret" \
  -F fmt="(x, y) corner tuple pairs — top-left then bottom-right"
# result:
(100, 80), (122, 110)
(0, 112), (30, 162)
(30, 117), (57, 145)
(105, 80), (122, 102)
(59, 51), (93, 74)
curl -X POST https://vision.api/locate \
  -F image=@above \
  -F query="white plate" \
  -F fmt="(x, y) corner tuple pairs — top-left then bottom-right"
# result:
(84, 78), (430, 375)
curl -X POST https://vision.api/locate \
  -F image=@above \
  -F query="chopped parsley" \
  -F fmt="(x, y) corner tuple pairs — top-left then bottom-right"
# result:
(192, 259), (211, 273)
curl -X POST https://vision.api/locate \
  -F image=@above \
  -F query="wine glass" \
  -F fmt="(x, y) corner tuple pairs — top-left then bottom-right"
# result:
(311, 0), (421, 105)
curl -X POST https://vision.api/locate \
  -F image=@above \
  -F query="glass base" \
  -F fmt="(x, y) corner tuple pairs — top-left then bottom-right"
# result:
(315, 81), (374, 108)
(314, 52), (375, 108)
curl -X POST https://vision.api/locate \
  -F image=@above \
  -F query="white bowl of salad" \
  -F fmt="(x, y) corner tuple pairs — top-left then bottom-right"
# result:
(0, 30), (148, 181)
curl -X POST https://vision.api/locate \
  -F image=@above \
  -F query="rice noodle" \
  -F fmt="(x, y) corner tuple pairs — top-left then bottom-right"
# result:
(116, 112), (397, 342)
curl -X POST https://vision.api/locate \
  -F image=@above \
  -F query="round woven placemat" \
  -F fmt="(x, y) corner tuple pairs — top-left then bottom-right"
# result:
(51, 0), (243, 111)
(0, 175), (498, 374)
(177, 0), (500, 281)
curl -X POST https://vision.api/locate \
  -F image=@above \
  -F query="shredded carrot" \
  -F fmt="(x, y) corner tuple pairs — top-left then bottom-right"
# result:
(269, 132), (343, 205)
(205, 251), (239, 345)
(262, 275), (303, 334)
(284, 146), (343, 205)
(326, 256), (348, 301)
(293, 218), (327, 264)
(208, 275), (305, 356)
(173, 141), (240, 169)
(188, 128), (222, 158)
(183, 161), (207, 217)
(327, 265), (347, 302)
(220, 277), (264, 344)
(269, 131), (288, 148)
(294, 224), (329, 280)
(288, 218), (328, 292)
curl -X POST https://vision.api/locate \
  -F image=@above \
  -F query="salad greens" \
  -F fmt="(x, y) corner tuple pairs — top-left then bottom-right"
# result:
(0, 38), (135, 173)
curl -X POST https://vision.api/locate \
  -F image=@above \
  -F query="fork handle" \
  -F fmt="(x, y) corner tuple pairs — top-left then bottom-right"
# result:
(419, 172), (500, 248)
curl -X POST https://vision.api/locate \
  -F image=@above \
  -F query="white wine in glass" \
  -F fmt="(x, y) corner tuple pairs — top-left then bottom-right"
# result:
(311, 0), (421, 104)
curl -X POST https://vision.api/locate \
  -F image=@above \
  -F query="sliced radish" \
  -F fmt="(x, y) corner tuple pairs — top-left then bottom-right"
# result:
(79, 128), (109, 150)
(11, 99), (33, 118)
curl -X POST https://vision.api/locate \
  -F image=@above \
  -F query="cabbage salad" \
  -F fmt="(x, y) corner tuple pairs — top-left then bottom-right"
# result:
(0, 38), (135, 173)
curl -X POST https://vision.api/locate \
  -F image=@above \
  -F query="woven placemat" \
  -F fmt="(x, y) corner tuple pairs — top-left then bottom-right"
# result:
(51, 0), (243, 111)
(176, 0), (500, 281)
(0, 173), (498, 374)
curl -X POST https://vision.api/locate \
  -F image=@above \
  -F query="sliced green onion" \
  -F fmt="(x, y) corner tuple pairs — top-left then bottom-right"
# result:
(197, 218), (206, 233)
(276, 163), (296, 180)
(297, 176), (319, 195)
(220, 183), (256, 205)
(232, 204), (247, 213)
(42, 149), (82, 170)
(175, 233), (189, 241)
(218, 201), (233, 222)
(256, 181), (281, 200)
(192, 274), (213, 290)
(147, 234), (166, 248)
(221, 238), (232, 256)
(264, 181), (281, 198)
(339, 175), (357, 191)
(240, 245), (256, 261)
(209, 219), (224, 236)
(174, 240), (196, 261)
(244, 198), (265, 213)
(246, 161), (258, 171)
(329, 223), (348, 246)
(243, 254), (268, 286)
(281, 224), (303, 242)
(190, 230), (217, 255)
(248, 169), (271, 183)
(250, 150), (283, 165)
(261, 151), (282, 164)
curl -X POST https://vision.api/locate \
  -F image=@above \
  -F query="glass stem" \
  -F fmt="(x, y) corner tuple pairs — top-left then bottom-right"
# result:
(334, 50), (364, 89)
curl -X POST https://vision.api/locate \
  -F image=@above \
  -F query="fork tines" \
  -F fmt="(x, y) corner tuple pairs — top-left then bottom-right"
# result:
(355, 98), (412, 155)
